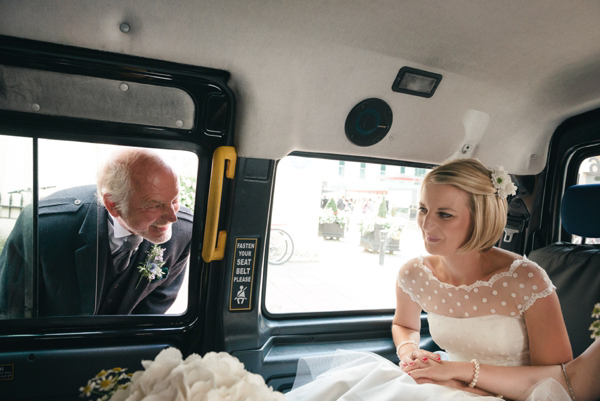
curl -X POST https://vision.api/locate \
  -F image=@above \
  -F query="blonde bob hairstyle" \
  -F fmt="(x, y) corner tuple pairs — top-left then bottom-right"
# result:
(422, 158), (508, 253)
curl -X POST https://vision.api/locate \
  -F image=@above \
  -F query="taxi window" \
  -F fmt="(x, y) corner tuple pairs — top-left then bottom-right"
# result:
(572, 155), (600, 245)
(0, 137), (197, 319)
(265, 155), (431, 314)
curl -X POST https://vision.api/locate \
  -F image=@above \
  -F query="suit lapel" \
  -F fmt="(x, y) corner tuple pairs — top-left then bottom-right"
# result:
(74, 202), (106, 314)
(130, 240), (152, 292)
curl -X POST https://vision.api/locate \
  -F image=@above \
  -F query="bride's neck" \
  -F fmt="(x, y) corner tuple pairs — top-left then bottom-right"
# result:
(437, 251), (489, 286)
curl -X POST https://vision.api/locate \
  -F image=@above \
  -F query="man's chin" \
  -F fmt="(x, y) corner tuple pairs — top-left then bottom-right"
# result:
(143, 227), (173, 244)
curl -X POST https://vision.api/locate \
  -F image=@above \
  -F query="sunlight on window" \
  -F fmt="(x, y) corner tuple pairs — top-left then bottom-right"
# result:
(265, 156), (431, 314)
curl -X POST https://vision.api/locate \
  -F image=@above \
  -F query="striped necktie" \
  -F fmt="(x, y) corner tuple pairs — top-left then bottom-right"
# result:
(113, 235), (143, 273)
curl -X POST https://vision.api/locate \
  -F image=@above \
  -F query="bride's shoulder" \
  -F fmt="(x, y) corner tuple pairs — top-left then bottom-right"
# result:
(399, 256), (423, 274)
(399, 255), (439, 269)
(486, 248), (548, 280)
(399, 257), (419, 274)
(398, 255), (439, 277)
(487, 247), (522, 271)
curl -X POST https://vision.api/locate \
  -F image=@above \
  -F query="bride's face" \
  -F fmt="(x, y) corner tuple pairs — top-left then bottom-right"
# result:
(418, 183), (472, 256)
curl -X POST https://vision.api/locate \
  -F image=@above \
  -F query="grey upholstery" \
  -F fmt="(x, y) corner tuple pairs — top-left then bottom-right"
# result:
(528, 184), (600, 357)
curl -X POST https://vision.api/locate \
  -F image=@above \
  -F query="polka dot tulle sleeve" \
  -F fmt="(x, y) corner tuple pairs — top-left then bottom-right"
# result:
(397, 257), (555, 319)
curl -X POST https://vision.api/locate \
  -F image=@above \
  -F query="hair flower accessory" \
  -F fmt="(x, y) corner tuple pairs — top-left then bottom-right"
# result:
(135, 245), (167, 289)
(490, 165), (517, 199)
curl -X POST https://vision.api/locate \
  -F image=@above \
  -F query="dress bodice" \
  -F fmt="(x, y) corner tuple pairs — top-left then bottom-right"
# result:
(397, 256), (555, 319)
(428, 312), (529, 366)
(398, 255), (556, 367)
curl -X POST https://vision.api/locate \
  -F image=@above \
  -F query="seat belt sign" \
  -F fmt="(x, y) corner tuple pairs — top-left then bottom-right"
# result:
(229, 238), (258, 311)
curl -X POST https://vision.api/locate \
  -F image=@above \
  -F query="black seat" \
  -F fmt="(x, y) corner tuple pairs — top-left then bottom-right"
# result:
(528, 183), (600, 357)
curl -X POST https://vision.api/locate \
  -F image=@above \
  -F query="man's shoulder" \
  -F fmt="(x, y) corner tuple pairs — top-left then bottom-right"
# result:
(171, 206), (193, 244)
(176, 206), (193, 224)
(39, 185), (97, 216)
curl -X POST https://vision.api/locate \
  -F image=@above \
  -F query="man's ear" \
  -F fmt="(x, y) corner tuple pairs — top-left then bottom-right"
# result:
(103, 194), (120, 217)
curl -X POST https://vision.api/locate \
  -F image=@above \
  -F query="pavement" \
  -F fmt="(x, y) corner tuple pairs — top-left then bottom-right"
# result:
(265, 225), (427, 314)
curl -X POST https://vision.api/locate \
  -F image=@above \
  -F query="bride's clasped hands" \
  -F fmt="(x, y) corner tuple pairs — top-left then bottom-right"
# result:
(401, 355), (494, 395)
(403, 357), (473, 387)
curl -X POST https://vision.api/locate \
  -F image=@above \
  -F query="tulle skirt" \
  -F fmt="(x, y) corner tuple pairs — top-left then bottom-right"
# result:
(285, 351), (570, 401)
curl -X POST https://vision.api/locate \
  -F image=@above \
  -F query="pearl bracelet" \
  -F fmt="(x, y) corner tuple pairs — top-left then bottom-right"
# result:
(395, 340), (418, 357)
(468, 359), (479, 388)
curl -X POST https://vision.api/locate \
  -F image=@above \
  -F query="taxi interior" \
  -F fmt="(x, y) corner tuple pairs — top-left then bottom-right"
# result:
(0, 1), (599, 399)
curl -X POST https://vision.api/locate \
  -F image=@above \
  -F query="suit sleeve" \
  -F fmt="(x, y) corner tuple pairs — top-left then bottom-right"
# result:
(0, 205), (34, 319)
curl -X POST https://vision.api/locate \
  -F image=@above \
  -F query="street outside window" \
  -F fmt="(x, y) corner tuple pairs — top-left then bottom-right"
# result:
(265, 155), (431, 314)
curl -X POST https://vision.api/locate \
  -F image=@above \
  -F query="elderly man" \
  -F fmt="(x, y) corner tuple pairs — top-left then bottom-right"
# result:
(0, 148), (193, 317)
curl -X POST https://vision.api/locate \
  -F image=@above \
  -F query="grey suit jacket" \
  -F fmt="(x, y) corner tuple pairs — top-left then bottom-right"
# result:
(0, 185), (193, 317)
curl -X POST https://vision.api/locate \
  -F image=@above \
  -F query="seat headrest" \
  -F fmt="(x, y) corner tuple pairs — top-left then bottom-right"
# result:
(561, 184), (600, 238)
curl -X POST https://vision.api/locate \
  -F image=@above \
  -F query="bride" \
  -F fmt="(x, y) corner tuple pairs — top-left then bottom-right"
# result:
(286, 158), (573, 400)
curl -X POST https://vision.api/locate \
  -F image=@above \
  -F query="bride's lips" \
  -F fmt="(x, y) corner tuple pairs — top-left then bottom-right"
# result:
(426, 235), (440, 242)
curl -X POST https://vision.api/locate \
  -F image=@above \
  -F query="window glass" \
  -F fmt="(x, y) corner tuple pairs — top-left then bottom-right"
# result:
(0, 137), (197, 319)
(265, 155), (431, 314)
(572, 155), (600, 244)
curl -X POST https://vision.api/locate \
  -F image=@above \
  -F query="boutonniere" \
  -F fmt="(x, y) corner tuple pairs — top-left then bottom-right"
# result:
(135, 245), (167, 289)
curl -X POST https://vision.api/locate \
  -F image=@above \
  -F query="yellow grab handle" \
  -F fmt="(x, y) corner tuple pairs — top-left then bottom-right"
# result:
(202, 146), (237, 262)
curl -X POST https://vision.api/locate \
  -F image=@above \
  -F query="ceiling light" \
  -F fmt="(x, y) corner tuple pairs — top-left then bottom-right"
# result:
(392, 67), (442, 98)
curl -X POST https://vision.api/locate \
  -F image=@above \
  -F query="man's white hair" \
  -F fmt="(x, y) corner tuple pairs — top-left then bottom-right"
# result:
(97, 148), (173, 217)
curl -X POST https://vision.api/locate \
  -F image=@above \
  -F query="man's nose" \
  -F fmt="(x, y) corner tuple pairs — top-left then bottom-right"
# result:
(163, 204), (178, 223)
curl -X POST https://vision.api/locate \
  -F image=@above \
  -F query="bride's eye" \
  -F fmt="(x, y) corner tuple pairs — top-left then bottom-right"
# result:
(418, 207), (427, 214)
(438, 212), (453, 218)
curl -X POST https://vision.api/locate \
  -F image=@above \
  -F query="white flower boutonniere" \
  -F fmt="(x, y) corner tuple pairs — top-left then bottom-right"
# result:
(591, 303), (600, 341)
(490, 165), (518, 199)
(135, 245), (167, 289)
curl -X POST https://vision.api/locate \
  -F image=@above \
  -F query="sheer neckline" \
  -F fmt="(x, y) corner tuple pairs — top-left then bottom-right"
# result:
(416, 256), (530, 292)
(427, 311), (524, 321)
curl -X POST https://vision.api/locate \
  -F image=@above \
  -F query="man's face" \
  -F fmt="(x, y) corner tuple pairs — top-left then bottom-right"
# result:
(116, 165), (180, 244)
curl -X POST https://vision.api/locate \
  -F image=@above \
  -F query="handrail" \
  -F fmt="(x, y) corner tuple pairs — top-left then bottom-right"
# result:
(202, 146), (237, 262)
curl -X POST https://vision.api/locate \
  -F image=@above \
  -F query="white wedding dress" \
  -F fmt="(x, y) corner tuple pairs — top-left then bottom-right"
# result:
(285, 257), (572, 401)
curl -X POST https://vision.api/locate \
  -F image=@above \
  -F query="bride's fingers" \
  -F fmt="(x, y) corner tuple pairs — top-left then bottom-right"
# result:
(412, 349), (441, 364)
(422, 351), (442, 363)
(399, 351), (419, 367)
(402, 363), (417, 372)
(406, 366), (433, 380)
(402, 358), (429, 372)
(400, 349), (441, 368)
(400, 358), (415, 368)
